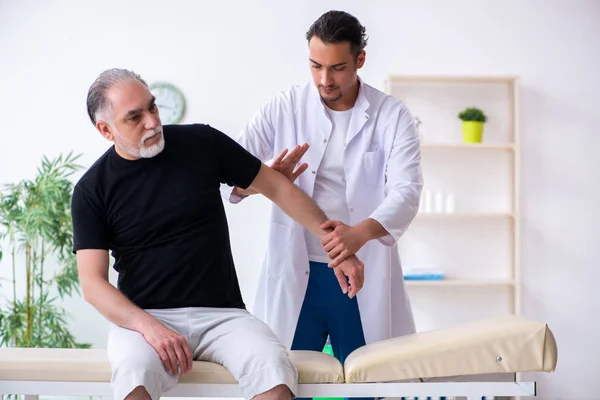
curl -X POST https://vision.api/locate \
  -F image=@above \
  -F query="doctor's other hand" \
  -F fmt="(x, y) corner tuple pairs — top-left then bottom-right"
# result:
(321, 220), (367, 267)
(270, 143), (310, 183)
(332, 254), (364, 298)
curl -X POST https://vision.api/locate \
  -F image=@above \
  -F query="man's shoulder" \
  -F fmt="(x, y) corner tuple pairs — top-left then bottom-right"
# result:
(73, 147), (112, 194)
(163, 123), (222, 144)
(163, 123), (214, 136)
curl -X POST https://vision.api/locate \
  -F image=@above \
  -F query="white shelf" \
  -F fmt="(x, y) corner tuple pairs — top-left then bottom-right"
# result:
(387, 75), (518, 84)
(386, 74), (521, 332)
(414, 212), (515, 220)
(421, 143), (515, 150)
(406, 279), (516, 287)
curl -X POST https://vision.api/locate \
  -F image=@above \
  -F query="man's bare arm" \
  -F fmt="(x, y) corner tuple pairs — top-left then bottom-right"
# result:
(248, 163), (328, 239)
(77, 250), (150, 331)
(248, 164), (365, 297)
(233, 145), (310, 198)
(77, 249), (192, 375)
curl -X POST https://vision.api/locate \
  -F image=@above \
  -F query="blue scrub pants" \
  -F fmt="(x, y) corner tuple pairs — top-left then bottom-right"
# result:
(291, 261), (372, 400)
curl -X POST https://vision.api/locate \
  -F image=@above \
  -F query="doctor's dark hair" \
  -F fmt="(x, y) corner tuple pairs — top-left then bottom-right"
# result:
(86, 68), (148, 125)
(306, 10), (368, 60)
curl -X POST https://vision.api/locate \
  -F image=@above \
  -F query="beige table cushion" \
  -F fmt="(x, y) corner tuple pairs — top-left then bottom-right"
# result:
(344, 315), (558, 383)
(0, 315), (557, 385)
(0, 348), (343, 384)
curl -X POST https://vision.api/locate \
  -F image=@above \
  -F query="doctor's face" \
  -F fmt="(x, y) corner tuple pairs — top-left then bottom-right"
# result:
(309, 36), (365, 110)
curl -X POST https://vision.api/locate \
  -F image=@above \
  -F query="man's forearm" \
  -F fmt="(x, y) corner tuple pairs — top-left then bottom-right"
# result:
(272, 182), (330, 238)
(250, 164), (330, 239)
(81, 277), (157, 334)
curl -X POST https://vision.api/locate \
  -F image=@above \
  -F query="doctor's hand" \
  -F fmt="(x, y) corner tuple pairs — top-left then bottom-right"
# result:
(332, 254), (364, 298)
(321, 220), (367, 268)
(270, 144), (310, 183)
(141, 317), (193, 377)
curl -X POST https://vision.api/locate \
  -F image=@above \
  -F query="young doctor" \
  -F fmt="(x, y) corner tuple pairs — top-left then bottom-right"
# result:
(221, 9), (423, 380)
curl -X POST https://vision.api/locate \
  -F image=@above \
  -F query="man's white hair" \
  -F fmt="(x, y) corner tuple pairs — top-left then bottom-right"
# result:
(86, 68), (148, 125)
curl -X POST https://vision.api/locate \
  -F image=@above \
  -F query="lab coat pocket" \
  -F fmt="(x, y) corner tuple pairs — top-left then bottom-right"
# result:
(362, 149), (381, 188)
(266, 222), (292, 279)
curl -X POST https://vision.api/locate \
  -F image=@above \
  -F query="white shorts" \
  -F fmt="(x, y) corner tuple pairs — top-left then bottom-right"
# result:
(107, 307), (298, 400)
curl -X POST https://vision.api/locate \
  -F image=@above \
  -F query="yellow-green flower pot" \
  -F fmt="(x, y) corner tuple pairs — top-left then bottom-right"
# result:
(462, 121), (484, 143)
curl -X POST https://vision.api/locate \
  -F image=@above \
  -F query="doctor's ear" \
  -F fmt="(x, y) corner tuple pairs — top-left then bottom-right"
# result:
(356, 50), (366, 69)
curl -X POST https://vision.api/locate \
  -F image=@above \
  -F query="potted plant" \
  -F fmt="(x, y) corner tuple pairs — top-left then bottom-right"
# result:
(458, 107), (487, 143)
(0, 152), (90, 349)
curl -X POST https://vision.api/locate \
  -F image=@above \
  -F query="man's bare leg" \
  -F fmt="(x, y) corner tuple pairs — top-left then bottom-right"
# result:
(252, 384), (293, 400)
(125, 386), (152, 400)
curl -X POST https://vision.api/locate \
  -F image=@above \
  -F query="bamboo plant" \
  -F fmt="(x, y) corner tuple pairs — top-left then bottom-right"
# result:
(0, 152), (90, 348)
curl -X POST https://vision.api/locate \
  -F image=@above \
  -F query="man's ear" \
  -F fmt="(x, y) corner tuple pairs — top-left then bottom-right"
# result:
(96, 120), (114, 141)
(356, 50), (366, 69)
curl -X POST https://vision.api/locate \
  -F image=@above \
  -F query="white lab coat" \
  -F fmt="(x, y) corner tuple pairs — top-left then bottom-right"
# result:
(221, 77), (423, 349)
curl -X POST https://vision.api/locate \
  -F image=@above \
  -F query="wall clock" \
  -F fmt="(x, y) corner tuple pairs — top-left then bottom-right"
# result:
(149, 82), (186, 124)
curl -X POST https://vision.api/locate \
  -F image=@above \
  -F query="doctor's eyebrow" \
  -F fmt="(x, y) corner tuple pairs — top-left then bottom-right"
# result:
(309, 59), (348, 68)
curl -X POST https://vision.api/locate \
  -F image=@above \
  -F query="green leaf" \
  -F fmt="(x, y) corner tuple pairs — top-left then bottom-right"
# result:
(0, 152), (90, 350)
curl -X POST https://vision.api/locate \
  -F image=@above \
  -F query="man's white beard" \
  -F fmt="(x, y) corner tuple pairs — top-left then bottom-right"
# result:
(139, 128), (165, 158)
(114, 126), (165, 159)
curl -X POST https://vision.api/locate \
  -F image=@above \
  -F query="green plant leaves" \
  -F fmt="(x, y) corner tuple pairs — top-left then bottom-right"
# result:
(0, 152), (90, 349)
(458, 107), (487, 122)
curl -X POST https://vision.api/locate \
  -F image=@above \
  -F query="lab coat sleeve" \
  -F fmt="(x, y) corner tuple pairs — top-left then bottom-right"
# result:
(369, 105), (423, 246)
(219, 98), (278, 204)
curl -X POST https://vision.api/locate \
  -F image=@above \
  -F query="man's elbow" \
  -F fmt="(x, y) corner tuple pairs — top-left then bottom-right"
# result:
(78, 274), (104, 305)
(249, 163), (288, 201)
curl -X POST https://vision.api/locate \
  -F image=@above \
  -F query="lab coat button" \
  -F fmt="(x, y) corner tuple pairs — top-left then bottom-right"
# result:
(312, 171), (316, 174)
(323, 139), (327, 143)
(350, 208), (354, 212)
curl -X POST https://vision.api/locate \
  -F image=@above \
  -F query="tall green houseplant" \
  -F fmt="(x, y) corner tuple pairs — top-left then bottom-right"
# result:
(0, 152), (90, 348)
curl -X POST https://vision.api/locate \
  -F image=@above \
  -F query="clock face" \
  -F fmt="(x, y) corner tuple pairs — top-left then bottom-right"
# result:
(149, 82), (186, 125)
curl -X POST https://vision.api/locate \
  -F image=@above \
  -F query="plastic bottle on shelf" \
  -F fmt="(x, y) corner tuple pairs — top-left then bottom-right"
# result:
(422, 190), (433, 213)
(445, 194), (456, 213)
(434, 190), (444, 213)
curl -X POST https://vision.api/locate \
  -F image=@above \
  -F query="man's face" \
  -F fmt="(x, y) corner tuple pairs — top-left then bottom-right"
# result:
(308, 36), (365, 108)
(97, 80), (164, 160)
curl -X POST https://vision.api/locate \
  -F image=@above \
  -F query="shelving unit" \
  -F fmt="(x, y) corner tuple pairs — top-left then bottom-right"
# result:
(385, 75), (521, 334)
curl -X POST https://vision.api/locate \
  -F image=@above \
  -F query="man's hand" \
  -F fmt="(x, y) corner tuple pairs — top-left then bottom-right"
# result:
(270, 144), (310, 182)
(332, 255), (364, 298)
(321, 220), (368, 267)
(141, 319), (193, 377)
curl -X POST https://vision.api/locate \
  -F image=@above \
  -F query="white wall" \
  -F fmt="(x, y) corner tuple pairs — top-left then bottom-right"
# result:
(1, 0), (599, 398)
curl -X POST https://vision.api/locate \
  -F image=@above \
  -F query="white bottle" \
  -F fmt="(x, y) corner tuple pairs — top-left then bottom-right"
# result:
(445, 194), (456, 213)
(422, 190), (433, 213)
(434, 190), (444, 213)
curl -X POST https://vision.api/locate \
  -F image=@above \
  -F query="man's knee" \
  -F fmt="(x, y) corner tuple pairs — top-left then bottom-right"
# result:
(254, 342), (297, 377)
(252, 383), (292, 400)
(111, 359), (177, 400)
(124, 385), (152, 400)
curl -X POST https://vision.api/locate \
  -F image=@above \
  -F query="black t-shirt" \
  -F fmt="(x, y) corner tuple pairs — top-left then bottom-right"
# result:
(71, 124), (261, 310)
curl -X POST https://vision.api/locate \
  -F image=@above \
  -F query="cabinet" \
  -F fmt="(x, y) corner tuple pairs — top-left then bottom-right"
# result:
(385, 75), (521, 333)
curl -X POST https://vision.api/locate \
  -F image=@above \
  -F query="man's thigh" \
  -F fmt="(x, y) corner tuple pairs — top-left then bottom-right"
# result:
(107, 324), (178, 400)
(190, 308), (297, 397)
